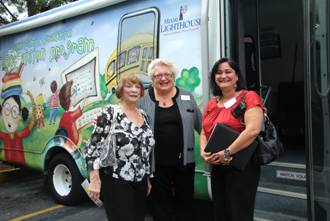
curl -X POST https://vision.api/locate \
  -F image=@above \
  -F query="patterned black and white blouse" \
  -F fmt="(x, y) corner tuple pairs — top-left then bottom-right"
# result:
(86, 105), (154, 182)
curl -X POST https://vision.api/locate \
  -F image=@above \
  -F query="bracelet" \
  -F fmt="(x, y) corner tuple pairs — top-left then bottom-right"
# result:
(224, 149), (231, 159)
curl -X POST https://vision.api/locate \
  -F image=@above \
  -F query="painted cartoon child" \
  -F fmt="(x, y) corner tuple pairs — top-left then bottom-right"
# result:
(0, 64), (36, 165)
(58, 80), (84, 146)
(36, 93), (45, 128)
(48, 80), (59, 125)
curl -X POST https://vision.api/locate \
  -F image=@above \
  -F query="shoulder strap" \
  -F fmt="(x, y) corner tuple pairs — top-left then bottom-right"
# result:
(231, 91), (248, 119)
(240, 90), (248, 102)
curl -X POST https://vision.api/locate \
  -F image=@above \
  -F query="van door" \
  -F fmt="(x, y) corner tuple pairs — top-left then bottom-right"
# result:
(222, 0), (307, 219)
(308, 0), (330, 220)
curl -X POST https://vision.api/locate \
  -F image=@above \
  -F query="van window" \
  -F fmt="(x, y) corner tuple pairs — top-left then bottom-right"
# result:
(148, 47), (154, 59)
(128, 46), (140, 64)
(119, 51), (126, 68)
(143, 47), (148, 59)
(109, 61), (116, 78)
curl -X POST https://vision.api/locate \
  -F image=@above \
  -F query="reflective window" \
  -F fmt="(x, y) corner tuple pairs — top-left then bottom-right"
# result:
(309, 0), (330, 220)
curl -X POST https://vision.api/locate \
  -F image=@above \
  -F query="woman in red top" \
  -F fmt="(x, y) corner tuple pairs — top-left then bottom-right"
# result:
(200, 58), (264, 221)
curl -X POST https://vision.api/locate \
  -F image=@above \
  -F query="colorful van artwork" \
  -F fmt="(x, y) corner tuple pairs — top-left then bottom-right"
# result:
(0, 0), (208, 205)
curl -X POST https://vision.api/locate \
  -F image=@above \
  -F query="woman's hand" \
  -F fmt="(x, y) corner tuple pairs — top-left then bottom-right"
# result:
(200, 129), (214, 163)
(147, 177), (152, 196)
(207, 150), (233, 165)
(200, 148), (213, 162)
(200, 128), (233, 165)
(89, 170), (101, 201)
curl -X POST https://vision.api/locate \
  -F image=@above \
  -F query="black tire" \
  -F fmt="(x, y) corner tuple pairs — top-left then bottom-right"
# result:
(48, 153), (86, 205)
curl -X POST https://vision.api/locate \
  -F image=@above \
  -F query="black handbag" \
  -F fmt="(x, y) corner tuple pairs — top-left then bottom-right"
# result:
(232, 90), (284, 165)
(253, 114), (284, 165)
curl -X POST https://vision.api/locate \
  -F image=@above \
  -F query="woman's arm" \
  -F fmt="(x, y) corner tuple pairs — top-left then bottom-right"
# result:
(89, 169), (101, 200)
(147, 177), (152, 196)
(199, 129), (214, 163)
(85, 106), (114, 171)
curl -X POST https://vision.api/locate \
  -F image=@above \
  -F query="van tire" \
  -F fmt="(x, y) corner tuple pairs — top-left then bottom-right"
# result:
(48, 153), (85, 205)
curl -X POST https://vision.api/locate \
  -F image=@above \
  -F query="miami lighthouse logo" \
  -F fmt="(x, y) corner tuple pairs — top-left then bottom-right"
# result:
(161, 4), (200, 34)
(179, 5), (188, 20)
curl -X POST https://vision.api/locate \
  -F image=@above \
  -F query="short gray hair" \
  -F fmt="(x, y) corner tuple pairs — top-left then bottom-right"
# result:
(147, 58), (178, 78)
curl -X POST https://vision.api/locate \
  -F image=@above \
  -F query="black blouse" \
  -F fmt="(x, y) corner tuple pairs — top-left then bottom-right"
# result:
(150, 88), (184, 166)
(156, 104), (183, 165)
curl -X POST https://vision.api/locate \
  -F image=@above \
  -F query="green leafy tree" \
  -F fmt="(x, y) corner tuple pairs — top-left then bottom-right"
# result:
(0, 0), (77, 25)
(0, 0), (25, 24)
(26, 0), (77, 16)
(176, 67), (201, 93)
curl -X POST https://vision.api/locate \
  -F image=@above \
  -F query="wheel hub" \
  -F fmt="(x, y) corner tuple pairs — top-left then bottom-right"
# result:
(53, 164), (72, 196)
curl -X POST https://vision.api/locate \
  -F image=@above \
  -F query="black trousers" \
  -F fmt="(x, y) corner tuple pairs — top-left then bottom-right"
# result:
(149, 163), (195, 221)
(211, 162), (260, 221)
(100, 169), (147, 221)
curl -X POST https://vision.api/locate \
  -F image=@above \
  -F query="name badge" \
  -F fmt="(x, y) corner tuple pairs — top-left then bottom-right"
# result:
(224, 97), (237, 109)
(181, 95), (191, 101)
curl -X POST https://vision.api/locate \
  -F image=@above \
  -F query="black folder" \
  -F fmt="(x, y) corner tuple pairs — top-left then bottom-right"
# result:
(205, 123), (258, 171)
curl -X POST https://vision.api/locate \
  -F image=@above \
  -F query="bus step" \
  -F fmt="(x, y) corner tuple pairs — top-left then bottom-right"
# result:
(255, 188), (307, 219)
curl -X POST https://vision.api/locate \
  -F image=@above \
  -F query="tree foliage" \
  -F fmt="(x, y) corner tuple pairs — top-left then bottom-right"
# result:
(0, 0), (77, 25)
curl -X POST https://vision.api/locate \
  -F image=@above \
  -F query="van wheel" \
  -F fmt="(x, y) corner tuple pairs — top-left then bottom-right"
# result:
(48, 153), (85, 205)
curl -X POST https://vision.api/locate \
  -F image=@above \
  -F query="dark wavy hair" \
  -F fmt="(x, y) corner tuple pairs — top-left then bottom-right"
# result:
(210, 58), (246, 96)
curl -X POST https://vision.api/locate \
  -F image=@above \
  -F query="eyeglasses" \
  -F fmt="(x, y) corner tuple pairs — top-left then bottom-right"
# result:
(153, 73), (173, 80)
(3, 103), (19, 119)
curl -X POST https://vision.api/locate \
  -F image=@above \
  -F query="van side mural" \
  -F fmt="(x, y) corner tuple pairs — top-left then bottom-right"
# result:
(176, 67), (201, 100)
(57, 80), (83, 146)
(0, 63), (36, 165)
(0, 0), (204, 204)
(36, 93), (45, 128)
(48, 80), (59, 125)
(106, 33), (155, 92)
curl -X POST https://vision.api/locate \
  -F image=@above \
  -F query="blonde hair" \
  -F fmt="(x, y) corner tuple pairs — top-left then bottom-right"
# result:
(147, 58), (178, 78)
(115, 73), (144, 99)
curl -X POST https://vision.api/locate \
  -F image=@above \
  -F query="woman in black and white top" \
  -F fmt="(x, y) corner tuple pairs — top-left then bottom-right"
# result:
(86, 73), (154, 221)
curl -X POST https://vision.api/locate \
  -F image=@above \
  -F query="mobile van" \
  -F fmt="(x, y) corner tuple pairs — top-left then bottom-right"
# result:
(0, 0), (207, 206)
(0, 0), (329, 220)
